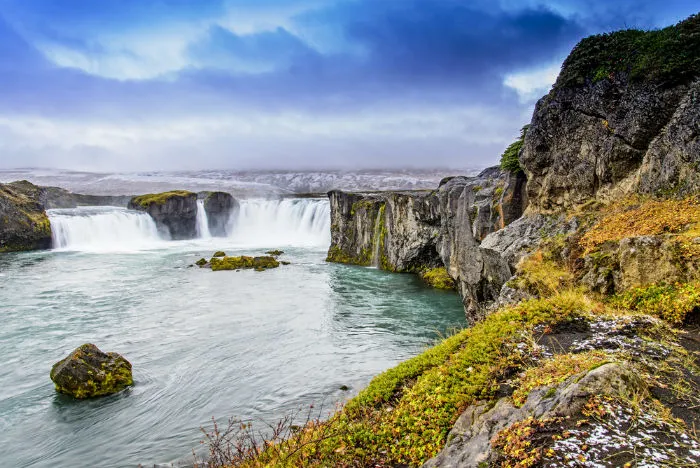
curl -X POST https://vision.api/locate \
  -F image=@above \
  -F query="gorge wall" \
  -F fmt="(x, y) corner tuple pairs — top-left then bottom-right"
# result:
(327, 168), (527, 321)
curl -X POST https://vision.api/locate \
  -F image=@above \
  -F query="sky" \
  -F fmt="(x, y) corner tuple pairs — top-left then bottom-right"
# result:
(0, 0), (697, 171)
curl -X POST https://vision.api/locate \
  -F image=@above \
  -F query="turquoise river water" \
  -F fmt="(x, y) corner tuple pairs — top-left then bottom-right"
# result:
(0, 199), (466, 467)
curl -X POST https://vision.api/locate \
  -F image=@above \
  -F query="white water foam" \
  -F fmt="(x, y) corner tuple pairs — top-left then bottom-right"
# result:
(228, 199), (331, 248)
(48, 207), (164, 252)
(195, 199), (212, 239)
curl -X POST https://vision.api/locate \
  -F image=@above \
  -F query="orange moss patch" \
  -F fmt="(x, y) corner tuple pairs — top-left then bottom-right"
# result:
(580, 196), (700, 253)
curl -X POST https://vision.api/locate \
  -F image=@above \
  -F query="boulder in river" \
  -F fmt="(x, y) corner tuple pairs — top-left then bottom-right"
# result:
(50, 344), (133, 399)
(209, 255), (280, 271)
(128, 191), (198, 240)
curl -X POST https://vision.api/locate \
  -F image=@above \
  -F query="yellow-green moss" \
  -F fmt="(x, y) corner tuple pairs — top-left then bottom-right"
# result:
(420, 267), (457, 290)
(508, 250), (573, 297)
(131, 190), (195, 207)
(326, 245), (373, 266)
(210, 255), (280, 271)
(212, 251), (226, 257)
(609, 281), (700, 324)
(265, 250), (284, 256)
(234, 290), (592, 467)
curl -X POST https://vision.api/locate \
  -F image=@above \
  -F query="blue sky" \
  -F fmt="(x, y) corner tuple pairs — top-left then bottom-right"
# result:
(0, 0), (697, 171)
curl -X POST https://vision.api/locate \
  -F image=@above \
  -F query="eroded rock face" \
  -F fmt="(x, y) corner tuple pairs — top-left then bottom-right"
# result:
(0, 180), (52, 252)
(201, 191), (238, 237)
(128, 191), (198, 240)
(521, 70), (699, 212)
(326, 168), (523, 321)
(50, 344), (133, 399)
(423, 363), (644, 468)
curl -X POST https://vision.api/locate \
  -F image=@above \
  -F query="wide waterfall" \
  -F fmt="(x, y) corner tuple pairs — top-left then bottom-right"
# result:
(47, 199), (331, 251)
(49, 207), (163, 252)
(195, 199), (211, 239)
(228, 198), (331, 247)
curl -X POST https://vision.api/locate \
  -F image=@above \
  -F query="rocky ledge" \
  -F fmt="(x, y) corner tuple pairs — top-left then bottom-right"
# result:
(129, 191), (199, 240)
(0, 180), (52, 252)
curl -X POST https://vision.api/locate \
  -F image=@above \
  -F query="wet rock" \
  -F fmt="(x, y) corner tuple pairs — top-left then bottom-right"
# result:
(0, 180), (52, 252)
(50, 344), (133, 399)
(195, 258), (208, 267)
(265, 250), (284, 257)
(212, 251), (226, 258)
(128, 191), (198, 240)
(201, 192), (238, 237)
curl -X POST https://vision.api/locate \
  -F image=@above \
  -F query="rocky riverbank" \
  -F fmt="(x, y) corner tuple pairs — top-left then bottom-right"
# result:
(211, 14), (700, 467)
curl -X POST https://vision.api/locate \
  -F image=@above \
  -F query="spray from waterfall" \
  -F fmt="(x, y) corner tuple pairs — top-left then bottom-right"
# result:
(195, 199), (212, 239)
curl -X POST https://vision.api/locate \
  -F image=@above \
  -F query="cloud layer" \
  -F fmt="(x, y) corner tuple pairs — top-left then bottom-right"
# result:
(0, 0), (696, 170)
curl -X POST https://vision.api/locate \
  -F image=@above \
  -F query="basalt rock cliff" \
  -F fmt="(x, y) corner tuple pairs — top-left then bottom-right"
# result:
(327, 167), (527, 321)
(128, 191), (198, 240)
(200, 191), (238, 237)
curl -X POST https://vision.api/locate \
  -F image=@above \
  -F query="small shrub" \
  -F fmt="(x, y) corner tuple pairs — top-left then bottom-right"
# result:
(499, 125), (529, 174)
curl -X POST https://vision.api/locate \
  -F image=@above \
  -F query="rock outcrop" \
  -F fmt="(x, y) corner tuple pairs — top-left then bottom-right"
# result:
(201, 191), (238, 237)
(327, 168), (523, 320)
(521, 15), (700, 212)
(50, 344), (133, 399)
(0, 180), (52, 252)
(38, 186), (132, 209)
(423, 363), (645, 468)
(128, 191), (198, 240)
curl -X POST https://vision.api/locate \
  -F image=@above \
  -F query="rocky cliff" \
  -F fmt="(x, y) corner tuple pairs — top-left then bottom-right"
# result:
(128, 191), (198, 240)
(0, 181), (52, 252)
(327, 167), (526, 320)
(522, 14), (700, 212)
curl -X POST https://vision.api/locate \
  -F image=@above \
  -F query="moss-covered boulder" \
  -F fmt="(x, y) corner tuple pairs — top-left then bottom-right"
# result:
(0, 181), (52, 253)
(266, 250), (284, 256)
(195, 258), (208, 267)
(128, 190), (197, 240)
(212, 251), (226, 257)
(50, 344), (133, 399)
(210, 255), (280, 271)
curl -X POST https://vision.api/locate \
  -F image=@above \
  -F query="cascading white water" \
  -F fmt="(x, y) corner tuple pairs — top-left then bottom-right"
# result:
(48, 207), (164, 252)
(195, 199), (211, 239)
(228, 199), (331, 248)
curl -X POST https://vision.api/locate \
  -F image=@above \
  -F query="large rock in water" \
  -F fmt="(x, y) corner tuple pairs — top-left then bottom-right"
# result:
(0, 180), (52, 252)
(50, 344), (133, 399)
(128, 191), (198, 240)
(201, 191), (238, 237)
(521, 15), (700, 212)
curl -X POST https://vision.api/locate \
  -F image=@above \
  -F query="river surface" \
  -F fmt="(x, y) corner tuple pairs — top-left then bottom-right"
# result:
(0, 199), (466, 468)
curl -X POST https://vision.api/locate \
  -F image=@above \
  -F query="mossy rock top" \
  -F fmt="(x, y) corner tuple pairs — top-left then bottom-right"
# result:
(50, 343), (133, 399)
(212, 251), (226, 257)
(265, 250), (284, 256)
(209, 255), (280, 271)
(420, 267), (457, 290)
(130, 190), (196, 208)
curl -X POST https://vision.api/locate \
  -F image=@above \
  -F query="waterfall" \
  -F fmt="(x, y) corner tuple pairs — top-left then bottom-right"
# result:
(370, 208), (383, 268)
(48, 207), (163, 252)
(195, 200), (211, 239)
(227, 199), (331, 248)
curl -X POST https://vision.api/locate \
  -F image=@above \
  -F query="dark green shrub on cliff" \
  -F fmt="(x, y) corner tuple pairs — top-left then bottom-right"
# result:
(499, 125), (529, 174)
(557, 13), (700, 88)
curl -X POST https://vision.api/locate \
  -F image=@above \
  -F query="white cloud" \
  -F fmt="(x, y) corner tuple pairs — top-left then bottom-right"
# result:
(503, 62), (561, 102)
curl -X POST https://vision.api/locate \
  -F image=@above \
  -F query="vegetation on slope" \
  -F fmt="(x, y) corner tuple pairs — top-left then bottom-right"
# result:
(499, 125), (529, 174)
(130, 190), (195, 207)
(557, 13), (700, 88)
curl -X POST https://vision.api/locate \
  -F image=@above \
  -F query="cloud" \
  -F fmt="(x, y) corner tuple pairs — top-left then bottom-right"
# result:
(0, 0), (697, 170)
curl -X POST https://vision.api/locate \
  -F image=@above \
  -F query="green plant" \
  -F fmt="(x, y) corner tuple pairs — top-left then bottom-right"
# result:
(499, 125), (529, 174)
(609, 282), (700, 324)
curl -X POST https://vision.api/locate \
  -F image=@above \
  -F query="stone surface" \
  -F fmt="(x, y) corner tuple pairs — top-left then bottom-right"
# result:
(201, 191), (238, 237)
(326, 167), (524, 321)
(0, 180), (52, 252)
(50, 344), (133, 399)
(521, 69), (699, 212)
(128, 191), (198, 240)
(423, 363), (644, 468)
(209, 255), (280, 271)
